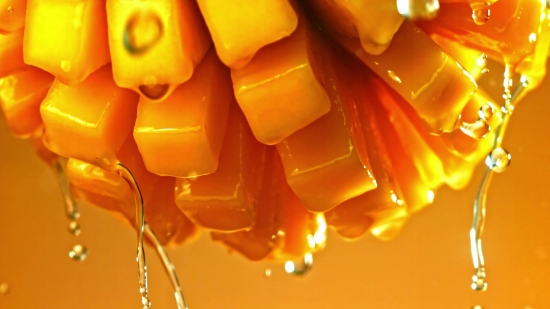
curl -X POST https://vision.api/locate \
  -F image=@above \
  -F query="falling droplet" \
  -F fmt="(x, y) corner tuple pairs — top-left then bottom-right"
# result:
(124, 10), (164, 55)
(7, 6), (13, 13)
(139, 84), (170, 100)
(285, 253), (313, 276)
(116, 164), (151, 309)
(69, 244), (88, 261)
(68, 221), (81, 236)
(471, 266), (488, 291)
(264, 268), (272, 278)
(0, 282), (9, 295)
(481, 68), (489, 74)
(472, 306), (484, 309)
(470, 1), (491, 25)
(485, 147), (511, 173)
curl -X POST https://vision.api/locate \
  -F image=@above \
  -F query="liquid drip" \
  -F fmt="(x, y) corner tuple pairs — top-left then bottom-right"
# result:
(460, 103), (494, 140)
(7, 6), (13, 13)
(470, 1), (491, 26)
(469, 75), (528, 292)
(0, 282), (9, 295)
(144, 224), (188, 309)
(472, 306), (484, 309)
(124, 10), (164, 55)
(396, 0), (440, 20)
(52, 159), (80, 220)
(139, 84), (170, 100)
(68, 221), (81, 236)
(69, 244), (88, 261)
(284, 253), (313, 276)
(264, 269), (272, 278)
(116, 163), (150, 309)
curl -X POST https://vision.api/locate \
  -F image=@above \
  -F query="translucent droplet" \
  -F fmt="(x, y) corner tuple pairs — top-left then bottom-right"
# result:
(0, 282), (9, 295)
(285, 253), (313, 276)
(124, 10), (164, 55)
(68, 221), (81, 236)
(69, 244), (88, 261)
(60, 60), (72, 73)
(472, 306), (484, 309)
(471, 267), (488, 291)
(470, 2), (491, 25)
(481, 68), (490, 74)
(7, 6), (13, 13)
(480, 103), (494, 120)
(139, 84), (169, 100)
(264, 268), (272, 278)
(485, 147), (511, 173)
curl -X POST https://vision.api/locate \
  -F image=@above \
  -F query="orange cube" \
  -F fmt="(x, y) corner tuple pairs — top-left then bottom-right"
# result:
(340, 21), (477, 134)
(175, 104), (267, 232)
(197, 0), (297, 68)
(106, 0), (211, 99)
(40, 64), (139, 171)
(0, 67), (54, 137)
(231, 14), (331, 145)
(134, 48), (231, 177)
(24, 0), (110, 85)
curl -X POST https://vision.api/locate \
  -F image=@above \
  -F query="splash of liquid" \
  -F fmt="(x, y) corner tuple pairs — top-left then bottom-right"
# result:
(144, 224), (188, 309)
(470, 1), (491, 26)
(116, 163), (150, 309)
(469, 71), (528, 292)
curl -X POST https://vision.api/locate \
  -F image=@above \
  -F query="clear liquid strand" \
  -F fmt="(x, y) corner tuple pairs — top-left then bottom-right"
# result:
(52, 158), (80, 220)
(116, 163), (150, 309)
(284, 253), (313, 276)
(144, 223), (188, 309)
(469, 75), (528, 291)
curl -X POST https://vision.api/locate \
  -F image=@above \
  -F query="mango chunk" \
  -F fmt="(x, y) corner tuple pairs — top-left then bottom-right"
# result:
(417, 0), (544, 66)
(106, 0), (211, 100)
(305, 0), (404, 55)
(276, 46), (376, 213)
(0, 67), (54, 137)
(197, 0), (297, 68)
(212, 148), (320, 261)
(134, 48), (231, 177)
(175, 104), (266, 232)
(231, 14), (330, 145)
(40, 64), (139, 171)
(24, 0), (110, 85)
(0, 29), (27, 78)
(340, 21), (477, 134)
(0, 0), (26, 33)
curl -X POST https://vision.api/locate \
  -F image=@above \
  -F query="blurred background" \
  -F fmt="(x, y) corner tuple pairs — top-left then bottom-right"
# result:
(0, 62), (549, 309)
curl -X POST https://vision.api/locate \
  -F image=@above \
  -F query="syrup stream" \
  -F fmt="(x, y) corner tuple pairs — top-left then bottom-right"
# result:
(116, 163), (150, 309)
(144, 223), (188, 309)
(52, 158), (80, 220)
(469, 76), (528, 291)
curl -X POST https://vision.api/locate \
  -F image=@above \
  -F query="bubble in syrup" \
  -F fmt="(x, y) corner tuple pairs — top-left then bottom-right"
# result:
(68, 221), (81, 236)
(470, 1), (491, 26)
(0, 282), (9, 295)
(124, 10), (164, 55)
(69, 244), (88, 261)
(139, 84), (170, 100)
(485, 147), (511, 173)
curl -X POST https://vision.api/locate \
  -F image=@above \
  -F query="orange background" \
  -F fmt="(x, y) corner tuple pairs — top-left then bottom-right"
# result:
(1, 63), (549, 309)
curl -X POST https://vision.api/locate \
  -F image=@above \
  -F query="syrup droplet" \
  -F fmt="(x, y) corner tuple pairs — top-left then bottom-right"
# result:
(116, 164), (151, 309)
(284, 253), (313, 276)
(264, 268), (272, 278)
(124, 10), (164, 55)
(472, 306), (484, 309)
(470, 1), (491, 25)
(68, 221), (81, 236)
(7, 6), (13, 13)
(460, 103), (494, 139)
(485, 147), (511, 173)
(60, 60), (72, 73)
(387, 70), (402, 83)
(138, 84), (170, 100)
(0, 282), (9, 295)
(471, 266), (488, 291)
(69, 244), (88, 261)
